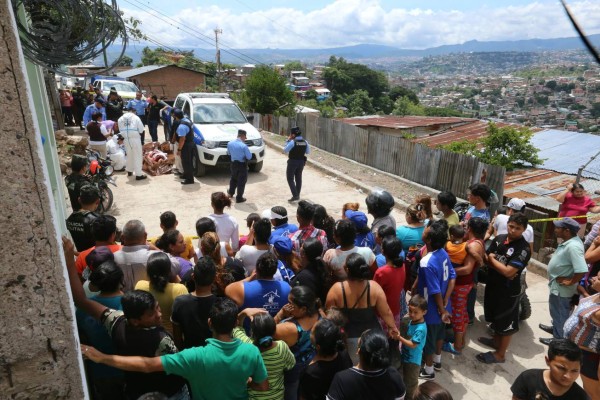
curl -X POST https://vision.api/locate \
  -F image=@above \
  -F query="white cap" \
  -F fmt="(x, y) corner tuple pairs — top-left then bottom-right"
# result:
(261, 208), (286, 220)
(506, 198), (526, 211)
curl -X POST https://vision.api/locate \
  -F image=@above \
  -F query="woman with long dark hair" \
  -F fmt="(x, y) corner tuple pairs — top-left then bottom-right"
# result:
(134, 252), (187, 334)
(299, 318), (352, 400)
(326, 329), (406, 399)
(291, 237), (329, 303)
(233, 312), (296, 400)
(156, 230), (193, 279)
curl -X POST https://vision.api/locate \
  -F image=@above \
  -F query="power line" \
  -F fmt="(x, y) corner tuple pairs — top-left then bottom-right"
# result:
(231, 0), (315, 46)
(120, 0), (265, 66)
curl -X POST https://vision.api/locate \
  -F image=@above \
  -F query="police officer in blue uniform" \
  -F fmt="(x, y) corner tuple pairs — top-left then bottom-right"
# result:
(283, 127), (310, 202)
(173, 109), (197, 185)
(227, 129), (252, 203)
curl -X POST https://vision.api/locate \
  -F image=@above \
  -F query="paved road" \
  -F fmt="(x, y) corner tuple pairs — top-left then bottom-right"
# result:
(103, 145), (559, 399)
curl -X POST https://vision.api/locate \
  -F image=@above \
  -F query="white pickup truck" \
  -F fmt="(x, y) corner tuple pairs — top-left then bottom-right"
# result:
(173, 93), (266, 177)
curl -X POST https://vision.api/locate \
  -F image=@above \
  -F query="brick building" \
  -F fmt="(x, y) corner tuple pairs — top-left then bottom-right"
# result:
(117, 64), (206, 101)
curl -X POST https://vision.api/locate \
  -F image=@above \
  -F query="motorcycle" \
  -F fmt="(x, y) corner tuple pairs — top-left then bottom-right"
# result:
(85, 148), (116, 213)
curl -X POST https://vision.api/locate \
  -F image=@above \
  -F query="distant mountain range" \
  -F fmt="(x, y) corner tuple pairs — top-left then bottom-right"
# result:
(110, 34), (600, 66)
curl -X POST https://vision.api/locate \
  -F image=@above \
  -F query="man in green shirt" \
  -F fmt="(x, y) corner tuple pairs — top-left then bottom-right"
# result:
(539, 218), (588, 345)
(83, 298), (269, 399)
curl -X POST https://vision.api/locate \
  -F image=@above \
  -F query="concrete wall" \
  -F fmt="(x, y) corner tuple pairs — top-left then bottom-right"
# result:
(0, 1), (86, 398)
(130, 65), (206, 100)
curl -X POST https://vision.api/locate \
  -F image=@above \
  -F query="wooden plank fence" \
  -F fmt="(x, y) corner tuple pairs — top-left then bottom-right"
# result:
(260, 113), (506, 204)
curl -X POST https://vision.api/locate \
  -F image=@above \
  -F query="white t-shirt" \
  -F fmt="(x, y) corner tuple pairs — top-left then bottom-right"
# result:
(493, 214), (534, 243)
(235, 246), (271, 275)
(323, 246), (376, 281)
(209, 213), (240, 251)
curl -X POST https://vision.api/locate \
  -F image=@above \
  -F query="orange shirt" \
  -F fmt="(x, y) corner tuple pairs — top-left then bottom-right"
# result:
(75, 244), (122, 275)
(445, 241), (467, 265)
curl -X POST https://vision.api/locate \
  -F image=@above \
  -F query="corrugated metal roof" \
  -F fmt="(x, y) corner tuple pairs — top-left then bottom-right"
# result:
(504, 168), (600, 216)
(530, 129), (600, 178)
(411, 120), (542, 147)
(336, 115), (476, 130)
(116, 65), (168, 78)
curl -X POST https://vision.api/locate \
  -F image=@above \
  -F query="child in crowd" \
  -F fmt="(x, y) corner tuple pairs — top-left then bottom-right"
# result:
(239, 212), (260, 248)
(445, 225), (467, 268)
(399, 295), (428, 400)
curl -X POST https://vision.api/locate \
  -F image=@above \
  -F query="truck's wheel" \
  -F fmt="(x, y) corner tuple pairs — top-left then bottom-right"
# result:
(249, 161), (263, 173)
(193, 151), (207, 177)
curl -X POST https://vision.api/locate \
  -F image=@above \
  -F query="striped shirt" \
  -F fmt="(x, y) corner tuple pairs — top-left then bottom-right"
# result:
(565, 294), (600, 351)
(233, 327), (296, 400)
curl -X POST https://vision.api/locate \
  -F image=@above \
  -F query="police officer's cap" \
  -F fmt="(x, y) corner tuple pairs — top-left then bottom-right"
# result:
(291, 127), (301, 135)
(172, 108), (184, 118)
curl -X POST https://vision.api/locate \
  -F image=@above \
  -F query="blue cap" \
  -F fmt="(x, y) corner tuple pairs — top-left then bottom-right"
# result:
(273, 236), (293, 255)
(345, 210), (368, 229)
(554, 217), (580, 233)
(172, 108), (184, 118)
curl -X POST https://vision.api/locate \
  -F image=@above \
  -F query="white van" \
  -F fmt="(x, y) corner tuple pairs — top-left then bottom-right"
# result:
(93, 79), (140, 101)
(173, 93), (266, 177)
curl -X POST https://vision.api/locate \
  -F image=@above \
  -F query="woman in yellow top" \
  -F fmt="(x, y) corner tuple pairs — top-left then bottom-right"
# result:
(135, 252), (188, 334)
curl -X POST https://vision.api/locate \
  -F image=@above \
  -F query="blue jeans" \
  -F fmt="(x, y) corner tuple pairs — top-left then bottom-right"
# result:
(148, 119), (159, 142)
(549, 293), (572, 338)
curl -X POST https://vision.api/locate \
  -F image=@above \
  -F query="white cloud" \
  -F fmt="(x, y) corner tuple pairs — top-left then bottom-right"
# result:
(122, 0), (600, 50)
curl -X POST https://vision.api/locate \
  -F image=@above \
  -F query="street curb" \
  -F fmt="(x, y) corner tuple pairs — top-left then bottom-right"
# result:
(264, 133), (551, 277)
(263, 135), (411, 213)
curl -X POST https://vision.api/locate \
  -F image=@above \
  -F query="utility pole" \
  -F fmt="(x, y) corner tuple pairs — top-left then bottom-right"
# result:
(214, 27), (222, 92)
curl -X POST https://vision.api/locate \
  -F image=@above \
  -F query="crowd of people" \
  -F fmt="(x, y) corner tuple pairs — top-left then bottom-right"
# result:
(61, 102), (600, 400)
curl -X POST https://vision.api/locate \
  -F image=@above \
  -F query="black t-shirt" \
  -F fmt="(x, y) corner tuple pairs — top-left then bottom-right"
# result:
(292, 267), (326, 304)
(511, 369), (589, 400)
(171, 294), (216, 349)
(106, 98), (123, 121)
(102, 309), (186, 399)
(486, 234), (531, 296)
(300, 351), (353, 400)
(327, 366), (406, 400)
(65, 174), (90, 211)
(66, 210), (101, 252)
(148, 100), (169, 121)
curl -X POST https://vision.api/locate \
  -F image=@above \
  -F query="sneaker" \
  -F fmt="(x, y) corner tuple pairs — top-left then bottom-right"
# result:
(419, 368), (435, 380)
(442, 342), (461, 355)
(135, 175), (147, 181)
(433, 361), (442, 371)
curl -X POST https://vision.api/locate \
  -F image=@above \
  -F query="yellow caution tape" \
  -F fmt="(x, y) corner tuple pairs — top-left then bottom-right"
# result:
(528, 215), (590, 223)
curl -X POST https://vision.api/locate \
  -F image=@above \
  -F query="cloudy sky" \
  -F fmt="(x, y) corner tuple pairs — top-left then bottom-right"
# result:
(119, 0), (600, 50)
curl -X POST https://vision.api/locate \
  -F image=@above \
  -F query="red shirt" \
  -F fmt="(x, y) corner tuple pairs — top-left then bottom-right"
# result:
(373, 264), (405, 317)
(559, 192), (595, 224)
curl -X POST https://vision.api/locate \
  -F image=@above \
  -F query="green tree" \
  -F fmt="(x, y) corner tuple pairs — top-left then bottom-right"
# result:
(283, 61), (304, 72)
(478, 123), (543, 170)
(424, 107), (463, 117)
(242, 66), (294, 115)
(374, 95), (394, 114)
(388, 86), (419, 104)
(116, 55), (133, 67)
(345, 90), (374, 117)
(545, 80), (557, 91)
(440, 140), (478, 155)
(304, 89), (318, 101)
(141, 47), (170, 66)
(392, 96), (425, 116)
(324, 57), (388, 99)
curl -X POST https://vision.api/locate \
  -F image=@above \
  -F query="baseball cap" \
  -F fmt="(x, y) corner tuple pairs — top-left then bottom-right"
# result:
(95, 97), (105, 105)
(262, 206), (287, 220)
(85, 246), (114, 271)
(172, 108), (184, 118)
(272, 236), (293, 255)
(506, 198), (526, 211)
(553, 218), (580, 233)
(345, 210), (368, 229)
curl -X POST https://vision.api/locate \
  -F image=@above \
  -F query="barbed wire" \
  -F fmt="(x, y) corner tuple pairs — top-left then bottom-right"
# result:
(12, 0), (128, 76)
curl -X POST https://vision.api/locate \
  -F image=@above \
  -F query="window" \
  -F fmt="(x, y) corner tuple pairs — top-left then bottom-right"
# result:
(183, 101), (191, 119)
(192, 103), (246, 124)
